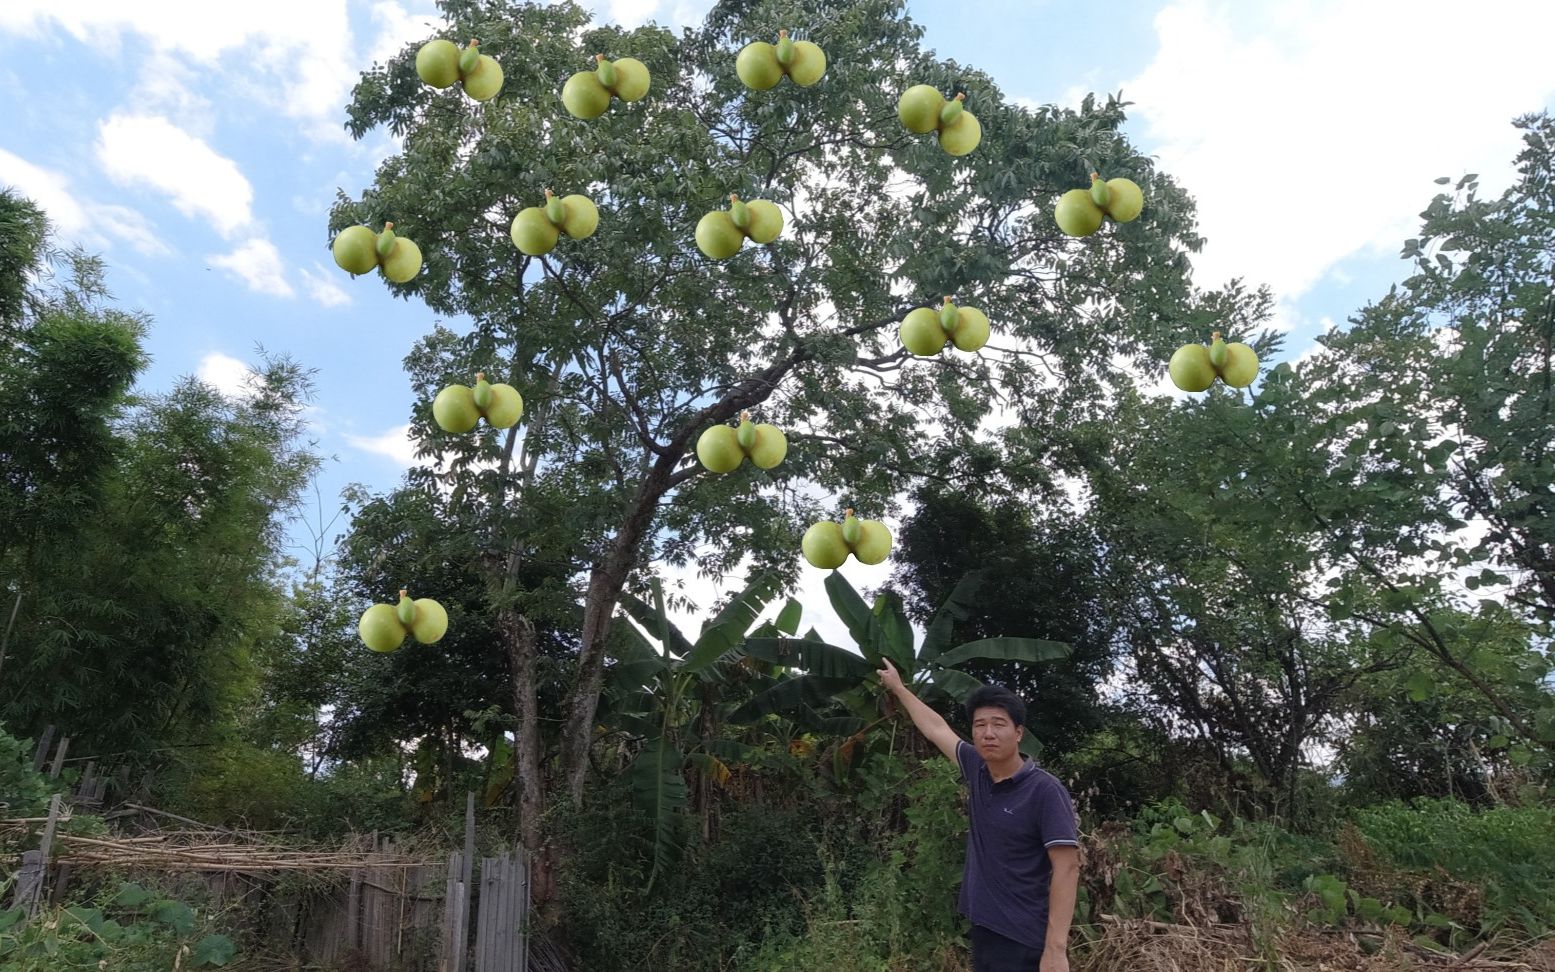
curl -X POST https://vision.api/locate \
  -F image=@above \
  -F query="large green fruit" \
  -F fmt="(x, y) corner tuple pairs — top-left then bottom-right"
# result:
(380, 237), (422, 283)
(1219, 342), (1259, 388)
(462, 54), (504, 101)
(900, 307), (948, 356)
(744, 200), (783, 244)
(802, 521), (849, 569)
(359, 604), (407, 653)
(938, 111), (981, 156)
(511, 207), (560, 256)
(433, 384), (480, 433)
(1055, 189), (1104, 237)
(415, 40), (460, 88)
(559, 195), (599, 239)
(1103, 178), (1144, 223)
(483, 383), (524, 428)
(562, 71), (611, 118)
(409, 597), (448, 643)
(1168, 344), (1216, 392)
(852, 519), (892, 565)
(898, 84), (944, 134)
(787, 40), (826, 86)
(748, 424), (787, 469)
(332, 225), (378, 275)
(697, 425), (744, 472)
(736, 41), (783, 90)
(952, 306), (991, 352)
(695, 211), (744, 260)
(611, 57), (651, 101)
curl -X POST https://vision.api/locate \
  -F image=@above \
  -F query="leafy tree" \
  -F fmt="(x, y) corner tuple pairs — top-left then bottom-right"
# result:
(891, 486), (1116, 757)
(332, 0), (1214, 878)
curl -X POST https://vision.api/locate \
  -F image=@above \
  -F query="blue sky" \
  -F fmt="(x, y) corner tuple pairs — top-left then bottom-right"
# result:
(2, 0), (1553, 620)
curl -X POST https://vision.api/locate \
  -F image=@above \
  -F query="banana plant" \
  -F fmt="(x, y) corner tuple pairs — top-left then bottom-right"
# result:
(602, 569), (797, 892)
(736, 571), (1073, 761)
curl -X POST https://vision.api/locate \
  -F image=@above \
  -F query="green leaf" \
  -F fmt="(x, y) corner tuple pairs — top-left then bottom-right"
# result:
(192, 933), (238, 967)
(775, 598), (802, 635)
(929, 666), (984, 703)
(148, 899), (196, 935)
(823, 572), (888, 665)
(742, 637), (875, 679)
(1405, 669), (1434, 702)
(619, 590), (693, 659)
(872, 590), (916, 672)
(111, 882), (151, 909)
(920, 572), (982, 666)
(935, 637), (1071, 667)
(0, 908), (23, 933)
(628, 732), (687, 894)
(729, 674), (858, 723)
(683, 570), (784, 672)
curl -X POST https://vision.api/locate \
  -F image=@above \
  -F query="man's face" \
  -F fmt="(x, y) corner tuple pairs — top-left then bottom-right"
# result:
(971, 706), (1023, 763)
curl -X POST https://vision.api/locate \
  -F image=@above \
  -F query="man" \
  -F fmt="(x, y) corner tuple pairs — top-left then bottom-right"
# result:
(877, 659), (1080, 972)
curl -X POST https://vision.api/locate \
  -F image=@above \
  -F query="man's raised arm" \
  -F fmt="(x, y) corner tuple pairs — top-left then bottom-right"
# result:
(877, 659), (962, 763)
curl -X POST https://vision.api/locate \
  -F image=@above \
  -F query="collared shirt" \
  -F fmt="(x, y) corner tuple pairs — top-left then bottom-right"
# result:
(956, 739), (1079, 951)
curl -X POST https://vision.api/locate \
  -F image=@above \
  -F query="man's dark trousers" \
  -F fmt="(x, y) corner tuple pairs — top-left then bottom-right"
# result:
(971, 924), (1043, 972)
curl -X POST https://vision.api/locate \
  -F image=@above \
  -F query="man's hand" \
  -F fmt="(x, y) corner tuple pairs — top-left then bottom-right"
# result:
(876, 657), (904, 693)
(1039, 949), (1069, 972)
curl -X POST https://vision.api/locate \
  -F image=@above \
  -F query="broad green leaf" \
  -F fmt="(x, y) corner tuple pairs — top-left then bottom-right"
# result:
(742, 638), (875, 679)
(1405, 669), (1434, 702)
(921, 572), (981, 665)
(729, 674), (859, 724)
(148, 899), (196, 935)
(824, 572), (887, 664)
(683, 571), (784, 672)
(775, 598), (803, 635)
(112, 882), (151, 909)
(935, 637), (1072, 667)
(628, 732), (687, 894)
(872, 590), (916, 674)
(619, 590), (693, 659)
(192, 933), (238, 967)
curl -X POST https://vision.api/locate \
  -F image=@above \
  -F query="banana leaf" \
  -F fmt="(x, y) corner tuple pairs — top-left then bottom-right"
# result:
(935, 637), (1072, 667)
(742, 637), (875, 679)
(619, 589), (693, 659)
(681, 570), (784, 672)
(823, 572), (889, 666)
(872, 590), (916, 674)
(628, 732), (687, 894)
(920, 572), (982, 666)
(729, 674), (858, 724)
(775, 598), (803, 635)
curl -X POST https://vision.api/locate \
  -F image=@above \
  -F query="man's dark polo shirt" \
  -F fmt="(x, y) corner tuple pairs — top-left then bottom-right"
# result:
(956, 740), (1079, 952)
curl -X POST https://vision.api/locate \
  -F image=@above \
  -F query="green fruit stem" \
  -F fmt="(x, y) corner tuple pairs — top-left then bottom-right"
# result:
(595, 54), (617, 91)
(1208, 331), (1228, 369)
(459, 40), (480, 76)
(729, 194), (749, 231)
(776, 30), (795, 66)
(736, 412), (756, 450)
(544, 190), (565, 226)
(1089, 173), (1111, 208)
(396, 589), (416, 626)
(841, 509), (862, 546)
(939, 296), (957, 333)
(939, 92), (964, 128)
(473, 372), (493, 411)
(376, 222), (397, 260)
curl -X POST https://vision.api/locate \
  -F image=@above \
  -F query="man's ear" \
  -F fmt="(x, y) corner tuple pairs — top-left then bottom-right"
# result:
(1014, 724), (1024, 741)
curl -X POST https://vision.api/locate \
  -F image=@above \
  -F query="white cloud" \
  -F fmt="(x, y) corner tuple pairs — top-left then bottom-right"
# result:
(298, 264), (353, 308)
(96, 114), (254, 237)
(366, 2), (445, 69)
(208, 238), (294, 298)
(1123, 0), (1555, 301)
(197, 351), (259, 399)
(0, 148), (168, 255)
(345, 423), (419, 467)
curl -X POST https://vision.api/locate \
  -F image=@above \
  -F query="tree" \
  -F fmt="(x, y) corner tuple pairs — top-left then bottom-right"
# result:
(332, 0), (1213, 878)
(891, 486), (1116, 757)
(0, 193), (320, 754)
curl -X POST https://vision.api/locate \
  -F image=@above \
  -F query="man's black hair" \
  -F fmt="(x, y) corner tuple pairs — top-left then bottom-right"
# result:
(965, 685), (1026, 728)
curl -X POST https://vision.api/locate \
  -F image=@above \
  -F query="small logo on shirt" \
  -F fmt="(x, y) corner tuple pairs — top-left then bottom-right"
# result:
(1002, 807), (1015, 815)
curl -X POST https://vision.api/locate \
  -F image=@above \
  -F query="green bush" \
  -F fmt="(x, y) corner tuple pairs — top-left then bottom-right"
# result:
(1348, 798), (1555, 935)
(0, 881), (238, 971)
(0, 724), (50, 817)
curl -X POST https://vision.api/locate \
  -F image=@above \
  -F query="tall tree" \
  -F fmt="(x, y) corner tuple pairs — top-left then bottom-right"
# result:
(332, 0), (1212, 873)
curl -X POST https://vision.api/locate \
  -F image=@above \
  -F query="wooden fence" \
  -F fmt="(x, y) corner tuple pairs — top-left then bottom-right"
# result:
(5, 730), (538, 971)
